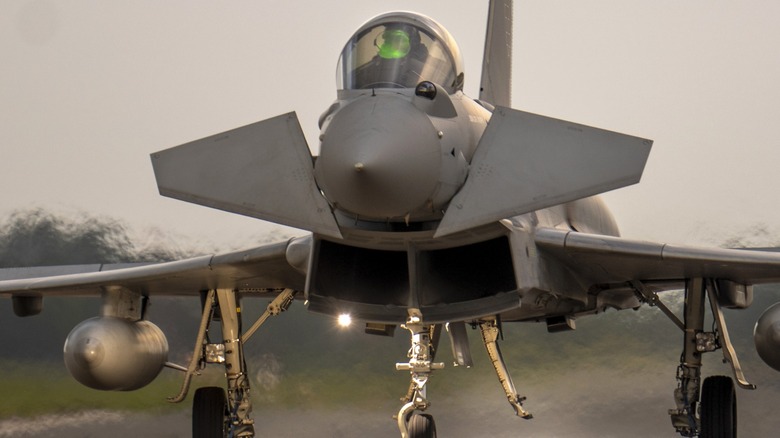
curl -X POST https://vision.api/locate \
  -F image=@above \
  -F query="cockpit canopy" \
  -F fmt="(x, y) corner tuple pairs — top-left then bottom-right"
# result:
(337, 12), (464, 94)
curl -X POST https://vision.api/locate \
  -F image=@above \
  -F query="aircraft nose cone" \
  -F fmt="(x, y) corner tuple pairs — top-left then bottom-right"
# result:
(315, 94), (441, 220)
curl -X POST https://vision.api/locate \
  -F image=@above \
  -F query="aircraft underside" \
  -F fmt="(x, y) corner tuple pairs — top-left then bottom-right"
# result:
(147, 271), (759, 438)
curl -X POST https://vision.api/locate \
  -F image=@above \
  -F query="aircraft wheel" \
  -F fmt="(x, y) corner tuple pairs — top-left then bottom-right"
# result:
(408, 413), (437, 438)
(193, 386), (228, 438)
(700, 376), (736, 438)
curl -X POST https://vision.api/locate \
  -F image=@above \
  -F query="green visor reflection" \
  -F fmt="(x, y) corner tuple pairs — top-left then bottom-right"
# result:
(378, 29), (411, 59)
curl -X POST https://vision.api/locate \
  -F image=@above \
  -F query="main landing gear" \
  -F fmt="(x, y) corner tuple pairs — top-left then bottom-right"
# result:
(394, 310), (531, 438)
(632, 278), (754, 438)
(168, 288), (295, 438)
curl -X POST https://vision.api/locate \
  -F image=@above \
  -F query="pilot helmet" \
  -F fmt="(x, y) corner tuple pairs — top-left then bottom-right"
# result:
(376, 24), (421, 60)
(377, 28), (411, 59)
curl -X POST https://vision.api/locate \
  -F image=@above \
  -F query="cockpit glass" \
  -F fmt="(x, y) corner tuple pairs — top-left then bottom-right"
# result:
(338, 15), (463, 93)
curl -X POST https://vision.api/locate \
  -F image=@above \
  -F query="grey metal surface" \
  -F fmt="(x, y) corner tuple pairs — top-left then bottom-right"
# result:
(753, 302), (780, 372)
(0, 239), (305, 297)
(435, 107), (652, 237)
(479, 0), (513, 108)
(63, 317), (168, 391)
(314, 94), (444, 221)
(0, 264), (107, 280)
(151, 112), (341, 238)
(446, 321), (474, 367)
(535, 227), (780, 285)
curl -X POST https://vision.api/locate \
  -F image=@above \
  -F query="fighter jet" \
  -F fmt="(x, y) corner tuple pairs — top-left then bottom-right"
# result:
(2, 1), (779, 437)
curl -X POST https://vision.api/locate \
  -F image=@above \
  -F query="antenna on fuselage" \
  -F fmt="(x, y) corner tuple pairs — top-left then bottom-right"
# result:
(479, 0), (513, 108)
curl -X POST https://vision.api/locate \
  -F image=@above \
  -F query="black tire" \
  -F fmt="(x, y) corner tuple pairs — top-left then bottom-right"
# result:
(193, 386), (227, 438)
(700, 375), (737, 438)
(408, 413), (437, 438)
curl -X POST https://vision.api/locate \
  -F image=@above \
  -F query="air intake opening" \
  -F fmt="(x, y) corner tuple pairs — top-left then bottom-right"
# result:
(307, 236), (517, 323)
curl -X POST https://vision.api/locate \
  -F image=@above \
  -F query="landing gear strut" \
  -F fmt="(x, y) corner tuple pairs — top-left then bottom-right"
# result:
(395, 309), (444, 438)
(168, 288), (295, 438)
(394, 311), (532, 437)
(479, 317), (532, 419)
(633, 278), (753, 438)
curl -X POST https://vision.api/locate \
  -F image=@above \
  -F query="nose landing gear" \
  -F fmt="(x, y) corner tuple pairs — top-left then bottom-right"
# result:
(393, 310), (533, 437)
(395, 309), (444, 438)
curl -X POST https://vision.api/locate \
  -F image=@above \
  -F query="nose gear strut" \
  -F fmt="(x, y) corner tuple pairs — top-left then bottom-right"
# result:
(395, 308), (444, 438)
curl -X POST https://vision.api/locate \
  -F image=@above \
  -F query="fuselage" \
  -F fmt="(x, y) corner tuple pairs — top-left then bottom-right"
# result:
(312, 10), (620, 246)
(316, 88), (483, 229)
(315, 87), (620, 243)
(304, 85), (622, 324)
(300, 10), (625, 324)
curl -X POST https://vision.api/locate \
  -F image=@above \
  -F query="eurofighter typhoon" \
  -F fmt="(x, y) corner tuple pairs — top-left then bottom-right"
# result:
(3, 1), (780, 437)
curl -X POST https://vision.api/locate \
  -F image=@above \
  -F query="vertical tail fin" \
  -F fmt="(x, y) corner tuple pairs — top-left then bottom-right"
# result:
(479, 0), (513, 108)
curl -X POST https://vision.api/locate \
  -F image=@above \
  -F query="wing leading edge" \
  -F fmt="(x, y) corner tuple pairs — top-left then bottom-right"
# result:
(535, 228), (780, 287)
(0, 237), (308, 298)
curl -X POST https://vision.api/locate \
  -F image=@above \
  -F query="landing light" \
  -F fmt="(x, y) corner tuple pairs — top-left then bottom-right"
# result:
(337, 313), (352, 328)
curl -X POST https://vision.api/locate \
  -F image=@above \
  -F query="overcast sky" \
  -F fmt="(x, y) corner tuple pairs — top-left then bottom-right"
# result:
(2, 0), (780, 249)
